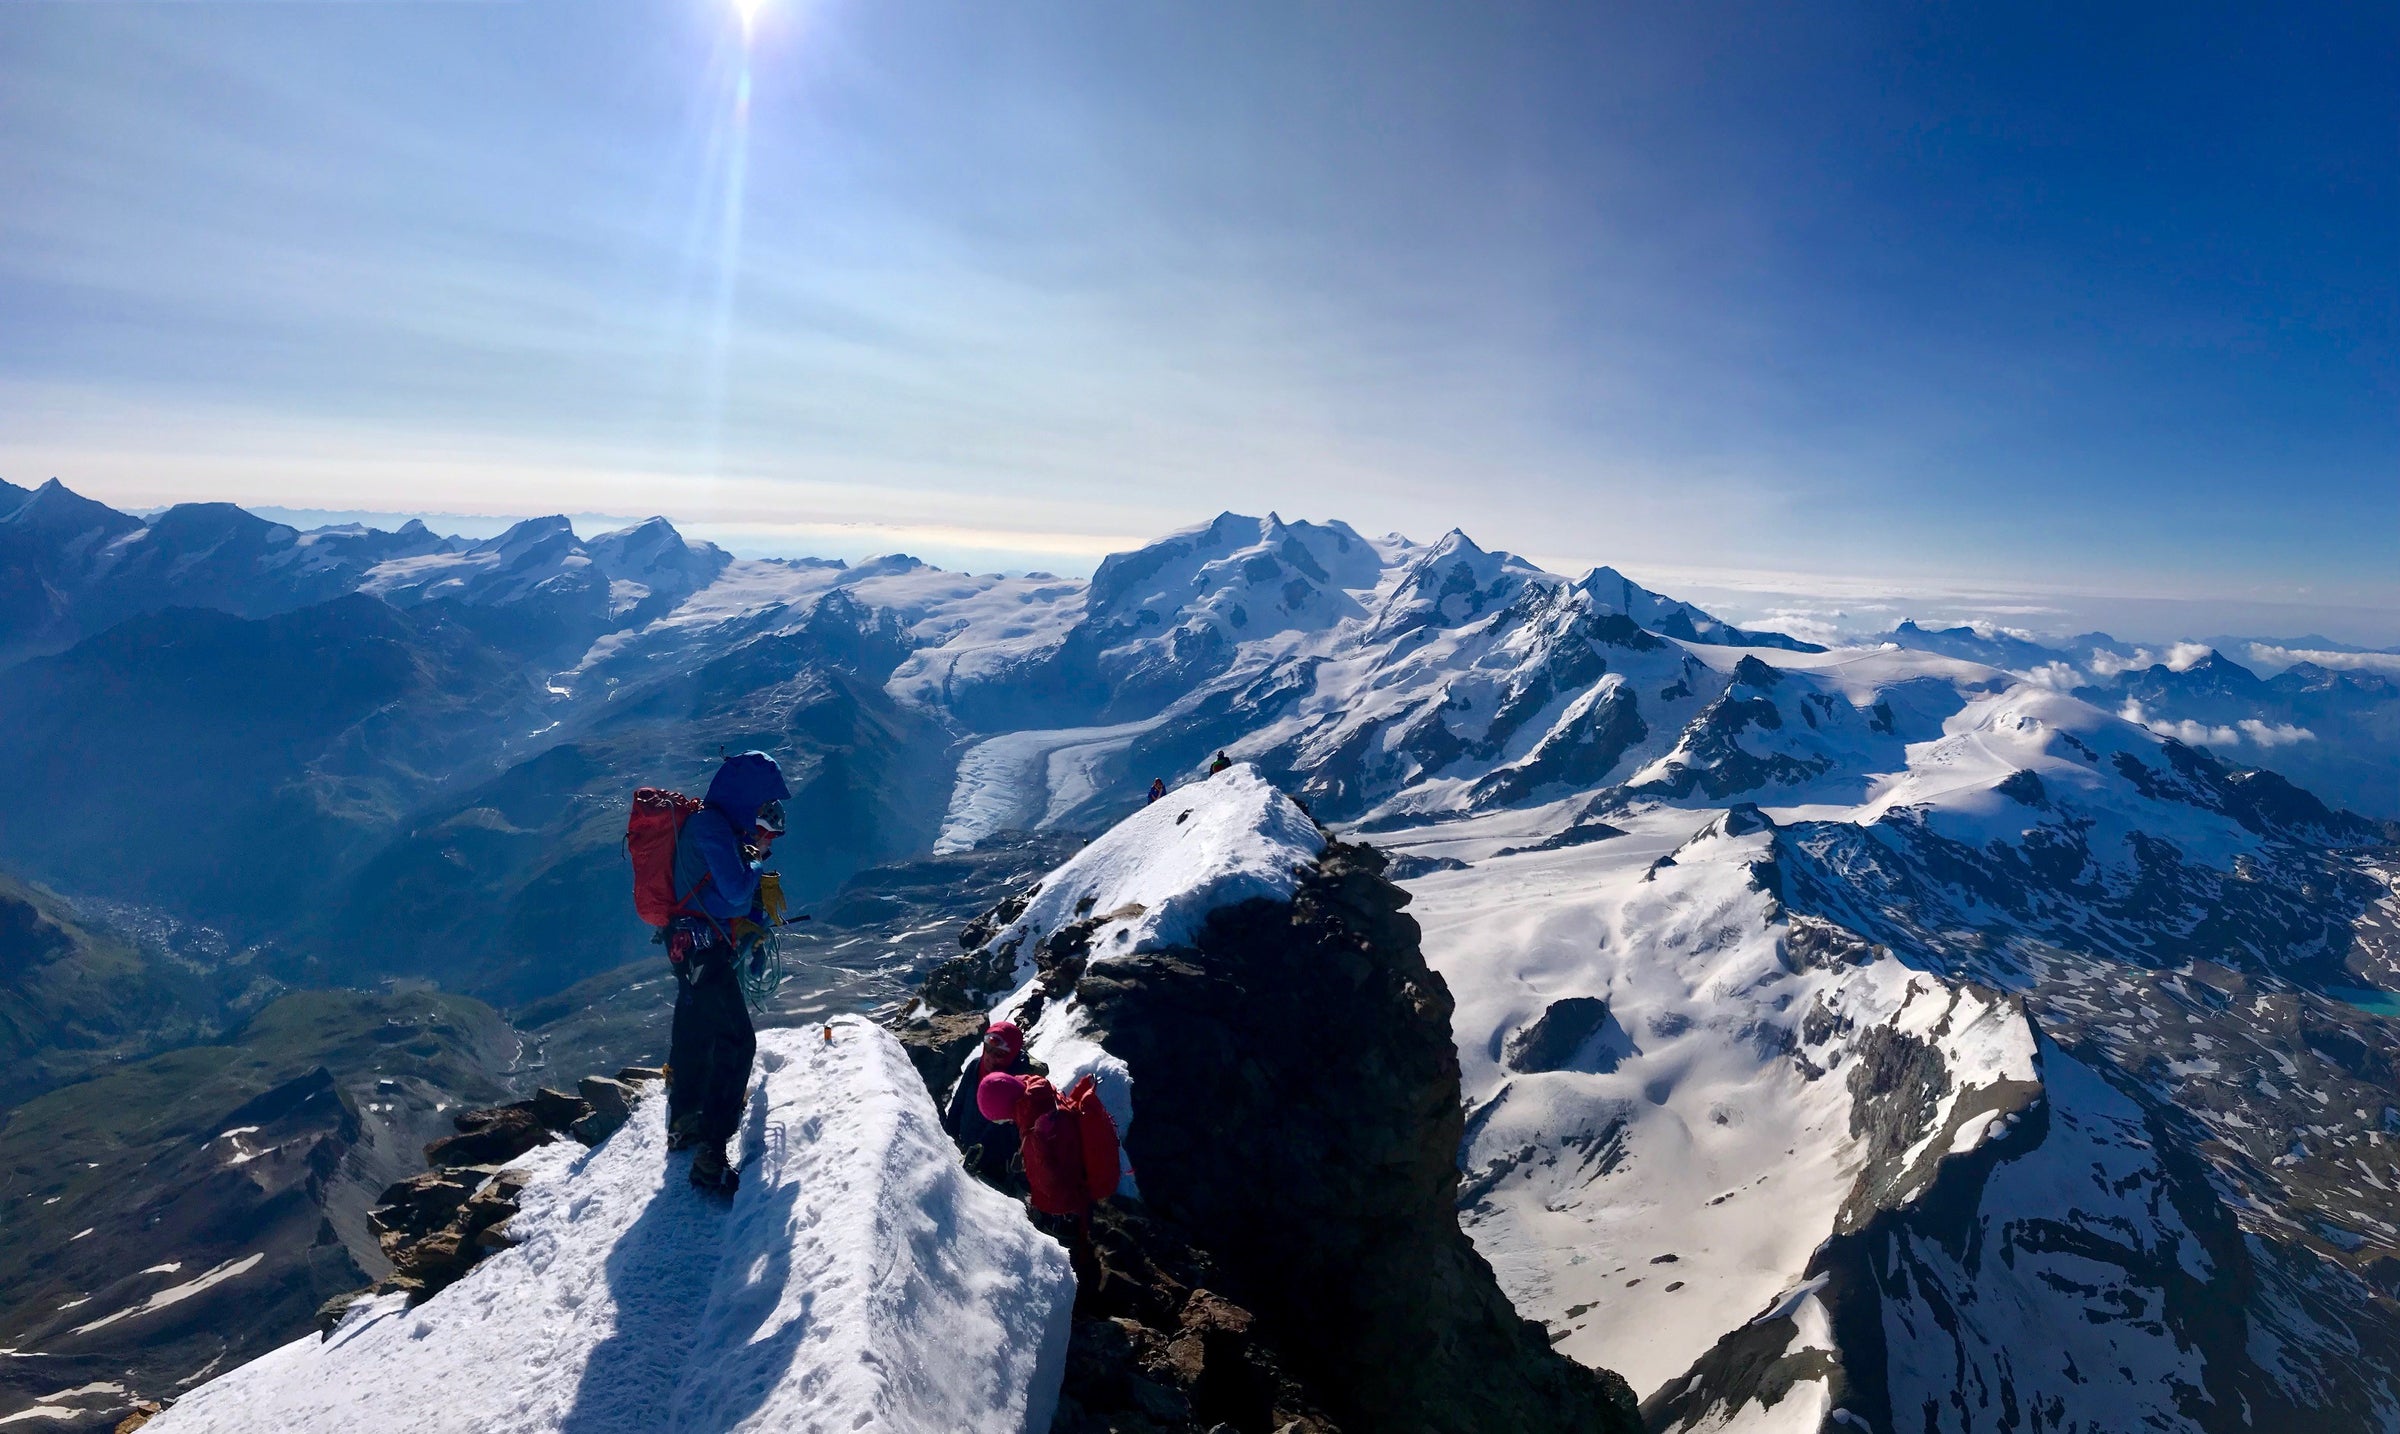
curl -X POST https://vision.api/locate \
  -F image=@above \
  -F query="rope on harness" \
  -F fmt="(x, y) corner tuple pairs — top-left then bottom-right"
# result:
(735, 914), (809, 1011)
(737, 921), (785, 1012)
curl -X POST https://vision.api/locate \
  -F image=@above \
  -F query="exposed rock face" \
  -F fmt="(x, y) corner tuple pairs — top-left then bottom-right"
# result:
(1057, 1203), (1340, 1434)
(1503, 997), (1616, 1074)
(351, 1070), (661, 1310)
(1064, 839), (1640, 1433)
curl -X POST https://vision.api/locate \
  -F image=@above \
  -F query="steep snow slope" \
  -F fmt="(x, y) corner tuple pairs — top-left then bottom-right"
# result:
(1370, 644), (2400, 1429)
(150, 1020), (1073, 1434)
(1400, 808), (2038, 1398)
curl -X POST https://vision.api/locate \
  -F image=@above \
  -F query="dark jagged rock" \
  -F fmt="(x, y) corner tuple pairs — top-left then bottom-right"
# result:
(363, 1073), (653, 1309)
(1066, 838), (1641, 1433)
(1383, 852), (1470, 879)
(893, 1009), (988, 1104)
(1503, 997), (1616, 1074)
(423, 1105), (555, 1168)
(1052, 1203), (1339, 1434)
(902, 833), (1639, 1431)
(570, 1076), (635, 1146)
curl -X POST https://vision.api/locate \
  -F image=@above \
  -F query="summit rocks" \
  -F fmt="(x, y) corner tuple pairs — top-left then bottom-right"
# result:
(910, 808), (1642, 1434)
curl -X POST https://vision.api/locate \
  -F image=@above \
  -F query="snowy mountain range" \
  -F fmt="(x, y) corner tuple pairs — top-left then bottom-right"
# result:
(1, 487), (2396, 1431)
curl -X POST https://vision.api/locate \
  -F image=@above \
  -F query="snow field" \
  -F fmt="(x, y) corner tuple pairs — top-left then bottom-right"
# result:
(1397, 808), (2040, 1405)
(150, 1019), (1073, 1434)
(1404, 817), (1864, 1398)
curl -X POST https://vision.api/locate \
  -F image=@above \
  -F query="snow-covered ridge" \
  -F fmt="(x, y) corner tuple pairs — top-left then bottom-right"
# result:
(984, 764), (1325, 971)
(150, 1020), (1072, 1434)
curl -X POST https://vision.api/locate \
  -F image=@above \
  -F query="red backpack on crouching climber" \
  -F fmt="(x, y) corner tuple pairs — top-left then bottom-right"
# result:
(978, 1071), (1121, 1218)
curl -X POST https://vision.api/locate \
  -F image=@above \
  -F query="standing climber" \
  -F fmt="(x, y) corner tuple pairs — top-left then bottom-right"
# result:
(1145, 777), (1167, 805)
(943, 1019), (1038, 1181)
(664, 750), (790, 1197)
(1207, 750), (1233, 776)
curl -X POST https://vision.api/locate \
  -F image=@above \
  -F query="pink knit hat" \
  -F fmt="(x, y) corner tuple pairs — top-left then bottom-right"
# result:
(975, 1071), (1028, 1123)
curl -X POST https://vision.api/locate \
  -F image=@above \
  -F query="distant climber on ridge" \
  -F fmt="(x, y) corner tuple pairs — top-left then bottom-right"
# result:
(943, 1018), (1040, 1181)
(1208, 750), (1233, 775)
(662, 749), (791, 1196)
(1146, 777), (1167, 804)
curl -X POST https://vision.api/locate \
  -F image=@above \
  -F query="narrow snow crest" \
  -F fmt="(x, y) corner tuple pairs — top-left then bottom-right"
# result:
(991, 763), (1325, 966)
(150, 1019), (1073, 1434)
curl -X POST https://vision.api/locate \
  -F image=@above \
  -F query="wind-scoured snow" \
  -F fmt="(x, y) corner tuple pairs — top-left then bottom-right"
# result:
(150, 1019), (1072, 1434)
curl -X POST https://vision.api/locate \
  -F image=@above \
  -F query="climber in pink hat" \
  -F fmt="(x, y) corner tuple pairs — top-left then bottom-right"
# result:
(943, 1018), (1038, 1181)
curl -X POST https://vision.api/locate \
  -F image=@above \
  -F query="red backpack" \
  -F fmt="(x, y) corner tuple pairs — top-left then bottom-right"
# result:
(1019, 1074), (1122, 1216)
(626, 788), (705, 927)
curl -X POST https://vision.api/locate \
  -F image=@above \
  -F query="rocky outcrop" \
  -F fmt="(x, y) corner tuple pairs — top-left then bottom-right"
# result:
(348, 1068), (662, 1311)
(912, 837), (1641, 1434)
(1074, 839), (1638, 1433)
(1060, 1204), (1340, 1434)
(1503, 997), (1618, 1074)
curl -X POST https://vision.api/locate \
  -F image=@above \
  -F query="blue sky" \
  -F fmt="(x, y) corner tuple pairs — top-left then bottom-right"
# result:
(2, 1), (2393, 638)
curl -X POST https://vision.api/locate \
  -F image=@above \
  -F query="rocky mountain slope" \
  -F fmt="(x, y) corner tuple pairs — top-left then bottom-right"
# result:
(0, 990), (523, 1430)
(0, 873), (229, 1108)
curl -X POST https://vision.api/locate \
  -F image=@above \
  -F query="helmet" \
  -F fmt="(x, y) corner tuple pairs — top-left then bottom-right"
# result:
(754, 799), (787, 836)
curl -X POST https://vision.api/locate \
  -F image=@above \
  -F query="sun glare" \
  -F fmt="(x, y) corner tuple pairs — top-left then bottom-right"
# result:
(732, 0), (767, 38)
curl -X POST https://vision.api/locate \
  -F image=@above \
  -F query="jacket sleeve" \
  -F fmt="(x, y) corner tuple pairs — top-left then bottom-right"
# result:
(690, 811), (763, 919)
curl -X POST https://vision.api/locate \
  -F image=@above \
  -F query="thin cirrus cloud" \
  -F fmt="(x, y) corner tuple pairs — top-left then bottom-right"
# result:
(0, 1), (2392, 631)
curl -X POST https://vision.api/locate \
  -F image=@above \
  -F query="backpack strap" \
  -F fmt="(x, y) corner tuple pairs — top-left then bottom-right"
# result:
(670, 806), (751, 948)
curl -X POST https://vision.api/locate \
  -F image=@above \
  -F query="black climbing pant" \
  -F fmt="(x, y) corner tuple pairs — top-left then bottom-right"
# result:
(666, 947), (755, 1147)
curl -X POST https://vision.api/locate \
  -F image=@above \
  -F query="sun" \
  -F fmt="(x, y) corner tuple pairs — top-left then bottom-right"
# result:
(731, 0), (766, 37)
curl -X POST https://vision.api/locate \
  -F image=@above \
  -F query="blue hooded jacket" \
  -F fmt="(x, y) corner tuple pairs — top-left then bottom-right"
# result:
(671, 751), (791, 923)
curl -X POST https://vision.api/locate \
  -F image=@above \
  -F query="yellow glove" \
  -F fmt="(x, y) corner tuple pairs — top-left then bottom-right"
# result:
(727, 917), (764, 949)
(757, 871), (787, 927)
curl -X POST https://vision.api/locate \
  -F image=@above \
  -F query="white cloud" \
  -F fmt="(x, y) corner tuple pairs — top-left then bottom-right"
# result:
(2236, 719), (2315, 748)
(1746, 608), (1852, 647)
(2118, 701), (2315, 751)
(2022, 661), (2082, 691)
(2244, 644), (2400, 677)
(2088, 647), (2157, 678)
(2162, 641), (2214, 671)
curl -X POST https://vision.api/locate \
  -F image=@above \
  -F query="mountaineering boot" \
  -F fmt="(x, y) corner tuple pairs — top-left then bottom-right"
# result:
(689, 1140), (739, 1199)
(666, 1110), (704, 1152)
